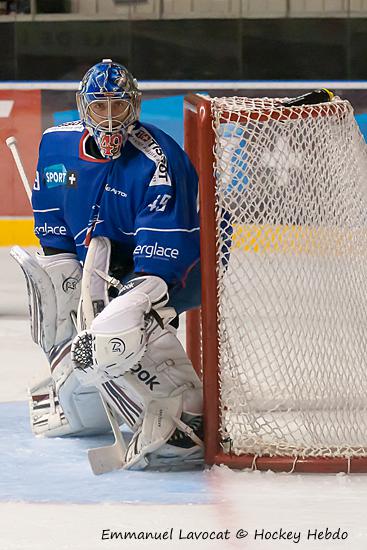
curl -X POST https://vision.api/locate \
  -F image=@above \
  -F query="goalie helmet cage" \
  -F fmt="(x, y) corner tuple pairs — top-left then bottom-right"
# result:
(184, 92), (367, 473)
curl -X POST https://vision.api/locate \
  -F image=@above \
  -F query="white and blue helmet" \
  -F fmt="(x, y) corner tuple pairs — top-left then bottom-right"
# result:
(76, 59), (141, 159)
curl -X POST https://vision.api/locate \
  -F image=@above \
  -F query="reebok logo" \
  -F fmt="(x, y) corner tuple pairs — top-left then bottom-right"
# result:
(118, 279), (144, 297)
(133, 242), (179, 260)
(130, 363), (160, 390)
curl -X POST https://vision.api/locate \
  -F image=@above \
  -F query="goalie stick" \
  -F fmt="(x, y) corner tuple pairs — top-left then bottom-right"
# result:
(6, 135), (126, 475)
(6, 136), (32, 202)
(78, 236), (128, 475)
(78, 262), (176, 474)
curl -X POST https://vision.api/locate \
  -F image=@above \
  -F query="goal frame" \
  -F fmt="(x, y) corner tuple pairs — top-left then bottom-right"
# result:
(184, 92), (367, 473)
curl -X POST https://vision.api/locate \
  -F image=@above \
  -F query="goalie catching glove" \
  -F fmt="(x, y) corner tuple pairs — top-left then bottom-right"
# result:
(72, 275), (171, 384)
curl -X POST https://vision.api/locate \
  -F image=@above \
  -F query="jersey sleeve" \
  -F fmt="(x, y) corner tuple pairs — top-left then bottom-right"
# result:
(133, 152), (200, 286)
(31, 136), (76, 253)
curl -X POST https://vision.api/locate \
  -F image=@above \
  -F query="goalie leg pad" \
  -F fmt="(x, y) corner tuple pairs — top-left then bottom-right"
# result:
(123, 394), (204, 471)
(120, 326), (204, 470)
(58, 371), (112, 436)
(30, 348), (111, 437)
(10, 246), (82, 353)
(75, 323), (203, 427)
(11, 247), (111, 437)
(71, 269), (203, 470)
(72, 322), (204, 467)
(30, 375), (112, 437)
(123, 395), (182, 470)
(124, 325), (202, 411)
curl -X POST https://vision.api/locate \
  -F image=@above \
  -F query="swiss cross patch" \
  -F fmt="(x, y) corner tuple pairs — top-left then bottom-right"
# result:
(66, 170), (78, 188)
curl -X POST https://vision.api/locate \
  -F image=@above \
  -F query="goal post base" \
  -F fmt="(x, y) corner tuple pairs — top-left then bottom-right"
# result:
(210, 453), (367, 474)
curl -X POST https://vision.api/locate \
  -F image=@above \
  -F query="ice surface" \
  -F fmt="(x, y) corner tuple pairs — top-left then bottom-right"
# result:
(2, 247), (367, 550)
(0, 402), (210, 505)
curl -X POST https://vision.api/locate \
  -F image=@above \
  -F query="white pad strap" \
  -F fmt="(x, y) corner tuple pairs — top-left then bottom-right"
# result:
(173, 416), (204, 448)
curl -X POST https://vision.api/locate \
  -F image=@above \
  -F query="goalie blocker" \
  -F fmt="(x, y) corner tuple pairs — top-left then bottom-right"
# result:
(72, 274), (204, 470)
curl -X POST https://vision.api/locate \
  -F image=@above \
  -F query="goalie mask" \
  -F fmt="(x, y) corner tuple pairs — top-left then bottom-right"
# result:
(76, 59), (141, 159)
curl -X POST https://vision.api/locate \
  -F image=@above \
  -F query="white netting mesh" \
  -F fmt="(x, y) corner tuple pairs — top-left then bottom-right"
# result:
(211, 95), (367, 458)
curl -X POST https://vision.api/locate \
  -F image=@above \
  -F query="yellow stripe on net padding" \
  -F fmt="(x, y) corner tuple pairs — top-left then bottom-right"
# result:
(231, 224), (360, 255)
(0, 219), (39, 246)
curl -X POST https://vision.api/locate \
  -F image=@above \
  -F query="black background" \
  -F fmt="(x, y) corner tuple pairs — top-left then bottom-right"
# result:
(0, 18), (366, 81)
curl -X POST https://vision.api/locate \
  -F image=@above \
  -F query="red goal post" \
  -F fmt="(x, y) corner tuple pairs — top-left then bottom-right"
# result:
(184, 92), (367, 473)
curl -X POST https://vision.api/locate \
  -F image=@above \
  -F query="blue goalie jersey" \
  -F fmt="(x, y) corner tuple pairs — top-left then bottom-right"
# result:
(32, 121), (200, 288)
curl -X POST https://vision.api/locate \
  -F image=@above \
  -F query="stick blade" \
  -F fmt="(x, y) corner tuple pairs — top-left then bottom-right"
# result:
(88, 441), (126, 475)
(87, 392), (128, 475)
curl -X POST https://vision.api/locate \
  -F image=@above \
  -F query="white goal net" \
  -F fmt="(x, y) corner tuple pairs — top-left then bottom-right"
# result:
(211, 95), (367, 460)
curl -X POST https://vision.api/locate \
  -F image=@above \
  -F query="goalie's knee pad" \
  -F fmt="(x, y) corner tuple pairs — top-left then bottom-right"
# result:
(11, 247), (111, 437)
